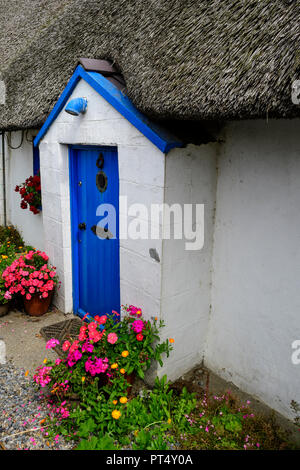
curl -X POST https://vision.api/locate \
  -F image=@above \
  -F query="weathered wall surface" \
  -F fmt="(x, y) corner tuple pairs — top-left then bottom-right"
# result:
(205, 119), (300, 419)
(159, 143), (218, 380)
(4, 130), (44, 249)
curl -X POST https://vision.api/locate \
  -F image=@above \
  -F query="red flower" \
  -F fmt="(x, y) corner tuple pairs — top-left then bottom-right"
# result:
(136, 333), (144, 342)
(15, 185), (20, 192)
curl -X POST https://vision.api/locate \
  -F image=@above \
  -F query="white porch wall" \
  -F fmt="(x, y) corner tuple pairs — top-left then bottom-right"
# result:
(158, 144), (218, 380)
(4, 130), (44, 250)
(205, 119), (300, 419)
(39, 78), (165, 316)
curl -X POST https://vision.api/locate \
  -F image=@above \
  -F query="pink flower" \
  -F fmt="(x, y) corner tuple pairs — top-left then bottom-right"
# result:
(46, 338), (59, 349)
(62, 340), (71, 352)
(4, 291), (12, 300)
(128, 305), (142, 317)
(82, 342), (94, 353)
(96, 315), (107, 325)
(26, 294), (31, 300)
(69, 340), (79, 353)
(85, 356), (108, 376)
(131, 320), (145, 333)
(67, 349), (82, 367)
(107, 332), (118, 344)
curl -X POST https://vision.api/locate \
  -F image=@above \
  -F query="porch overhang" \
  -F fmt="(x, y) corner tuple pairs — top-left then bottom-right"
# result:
(33, 65), (182, 154)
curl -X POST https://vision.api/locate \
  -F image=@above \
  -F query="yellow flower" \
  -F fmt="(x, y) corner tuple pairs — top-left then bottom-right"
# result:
(81, 377), (85, 383)
(120, 368), (125, 374)
(43, 358), (48, 364)
(24, 370), (29, 377)
(112, 410), (121, 420)
(113, 400), (118, 405)
(18, 246), (23, 249)
(169, 338), (175, 344)
(167, 418), (172, 424)
(111, 363), (118, 369)
(119, 397), (127, 404)
(2, 255), (8, 259)
(134, 430), (139, 437)
(121, 350), (129, 358)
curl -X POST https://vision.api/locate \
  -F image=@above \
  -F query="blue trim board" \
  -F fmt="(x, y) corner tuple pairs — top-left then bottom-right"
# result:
(69, 146), (80, 316)
(34, 65), (182, 153)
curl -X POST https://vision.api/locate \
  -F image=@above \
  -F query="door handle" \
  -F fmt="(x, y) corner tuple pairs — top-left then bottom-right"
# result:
(78, 222), (86, 230)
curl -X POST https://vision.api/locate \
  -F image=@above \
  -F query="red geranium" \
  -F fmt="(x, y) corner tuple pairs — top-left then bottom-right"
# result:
(15, 173), (41, 214)
(136, 333), (144, 341)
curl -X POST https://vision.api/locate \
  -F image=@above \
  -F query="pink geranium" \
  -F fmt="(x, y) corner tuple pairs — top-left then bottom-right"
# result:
(62, 340), (71, 352)
(131, 320), (145, 334)
(85, 356), (109, 376)
(107, 332), (118, 344)
(46, 338), (59, 349)
(128, 305), (142, 317)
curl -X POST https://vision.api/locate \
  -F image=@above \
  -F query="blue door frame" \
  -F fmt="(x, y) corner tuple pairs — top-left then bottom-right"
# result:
(69, 145), (120, 320)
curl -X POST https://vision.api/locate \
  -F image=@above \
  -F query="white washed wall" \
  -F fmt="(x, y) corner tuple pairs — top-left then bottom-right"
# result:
(4, 130), (44, 249)
(39, 78), (165, 315)
(205, 119), (300, 419)
(158, 144), (218, 380)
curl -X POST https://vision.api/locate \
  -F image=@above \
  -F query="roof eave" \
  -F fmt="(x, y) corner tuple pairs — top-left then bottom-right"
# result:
(34, 65), (182, 153)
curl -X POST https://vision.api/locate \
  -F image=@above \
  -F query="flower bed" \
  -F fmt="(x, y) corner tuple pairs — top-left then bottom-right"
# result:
(30, 306), (297, 450)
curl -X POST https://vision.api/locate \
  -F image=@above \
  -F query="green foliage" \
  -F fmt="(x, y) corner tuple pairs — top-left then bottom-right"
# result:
(0, 225), (24, 248)
(76, 434), (118, 450)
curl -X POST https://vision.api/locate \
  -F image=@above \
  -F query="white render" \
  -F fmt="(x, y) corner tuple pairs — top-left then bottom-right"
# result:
(0, 130), (44, 249)
(8, 74), (300, 420)
(205, 119), (300, 420)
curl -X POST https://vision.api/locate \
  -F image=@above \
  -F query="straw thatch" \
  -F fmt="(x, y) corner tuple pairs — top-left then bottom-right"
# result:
(0, 0), (299, 130)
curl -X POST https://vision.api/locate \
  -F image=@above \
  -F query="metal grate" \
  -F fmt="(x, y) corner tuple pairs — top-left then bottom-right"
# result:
(40, 317), (83, 359)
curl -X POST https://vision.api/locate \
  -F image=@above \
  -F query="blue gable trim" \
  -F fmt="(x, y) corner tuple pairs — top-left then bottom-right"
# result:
(34, 65), (182, 153)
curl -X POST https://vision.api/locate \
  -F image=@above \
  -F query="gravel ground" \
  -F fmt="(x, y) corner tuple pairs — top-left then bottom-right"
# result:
(0, 362), (74, 450)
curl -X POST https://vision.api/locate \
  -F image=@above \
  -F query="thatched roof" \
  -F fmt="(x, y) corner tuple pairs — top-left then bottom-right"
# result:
(0, 0), (299, 130)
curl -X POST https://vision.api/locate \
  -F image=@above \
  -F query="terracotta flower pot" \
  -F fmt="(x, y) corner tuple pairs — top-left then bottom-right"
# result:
(0, 301), (12, 317)
(23, 290), (54, 317)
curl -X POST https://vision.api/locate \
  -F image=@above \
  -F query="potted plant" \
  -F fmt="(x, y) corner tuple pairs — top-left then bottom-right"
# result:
(2, 250), (59, 316)
(15, 173), (42, 214)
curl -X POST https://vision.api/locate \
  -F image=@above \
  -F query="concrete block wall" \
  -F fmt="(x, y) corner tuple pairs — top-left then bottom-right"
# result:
(158, 143), (218, 380)
(0, 133), (5, 226)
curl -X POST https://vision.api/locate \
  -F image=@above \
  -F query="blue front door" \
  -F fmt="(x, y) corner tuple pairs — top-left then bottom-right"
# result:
(69, 146), (120, 318)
